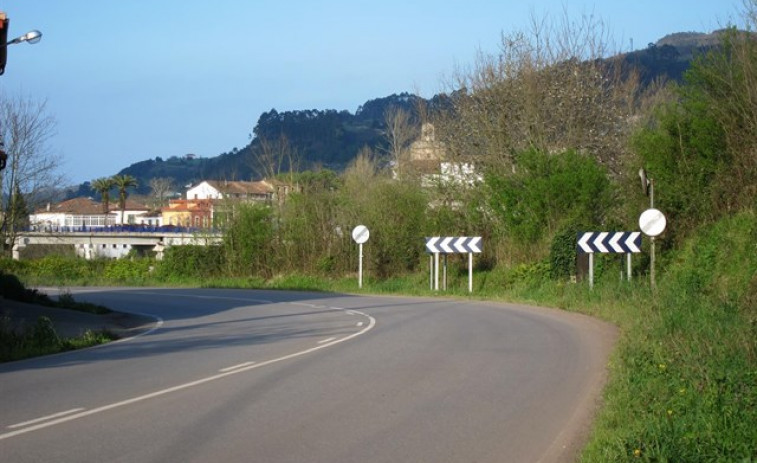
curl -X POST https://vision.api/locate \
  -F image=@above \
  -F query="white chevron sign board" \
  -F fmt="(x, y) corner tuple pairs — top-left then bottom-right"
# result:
(577, 231), (643, 289)
(425, 237), (483, 293)
(425, 236), (482, 254)
(576, 232), (642, 254)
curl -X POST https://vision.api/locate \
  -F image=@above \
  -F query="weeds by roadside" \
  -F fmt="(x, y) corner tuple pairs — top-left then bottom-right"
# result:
(0, 314), (116, 362)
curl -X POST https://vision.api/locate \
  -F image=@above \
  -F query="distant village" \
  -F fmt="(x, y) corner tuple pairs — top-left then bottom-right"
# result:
(29, 179), (292, 231)
(29, 124), (480, 234)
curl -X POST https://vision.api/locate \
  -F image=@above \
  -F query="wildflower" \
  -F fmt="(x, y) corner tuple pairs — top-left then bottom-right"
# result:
(634, 448), (642, 457)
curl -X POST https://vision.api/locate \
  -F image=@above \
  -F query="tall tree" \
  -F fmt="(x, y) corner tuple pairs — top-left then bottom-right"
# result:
(91, 177), (116, 215)
(148, 177), (174, 210)
(0, 95), (59, 255)
(435, 11), (642, 178)
(112, 174), (138, 225)
(381, 107), (417, 179)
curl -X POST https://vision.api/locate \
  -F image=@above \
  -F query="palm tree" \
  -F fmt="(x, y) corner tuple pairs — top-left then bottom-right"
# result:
(91, 177), (116, 216)
(111, 174), (138, 225)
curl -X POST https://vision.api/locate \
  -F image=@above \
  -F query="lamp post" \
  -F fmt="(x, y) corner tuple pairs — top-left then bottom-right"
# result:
(0, 11), (43, 75)
(0, 11), (42, 171)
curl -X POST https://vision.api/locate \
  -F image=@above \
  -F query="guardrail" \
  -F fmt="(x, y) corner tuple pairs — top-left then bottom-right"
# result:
(25, 225), (218, 234)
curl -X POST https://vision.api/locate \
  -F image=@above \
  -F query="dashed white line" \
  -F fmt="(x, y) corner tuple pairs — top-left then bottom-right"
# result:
(318, 337), (337, 344)
(8, 408), (86, 429)
(0, 307), (376, 442)
(219, 362), (256, 373)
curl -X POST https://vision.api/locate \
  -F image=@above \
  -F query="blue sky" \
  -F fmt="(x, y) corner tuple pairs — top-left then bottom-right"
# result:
(0, 1), (741, 185)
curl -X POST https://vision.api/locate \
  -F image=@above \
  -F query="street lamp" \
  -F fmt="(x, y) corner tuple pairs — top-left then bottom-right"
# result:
(0, 12), (43, 76)
(6, 29), (42, 46)
(0, 12), (42, 171)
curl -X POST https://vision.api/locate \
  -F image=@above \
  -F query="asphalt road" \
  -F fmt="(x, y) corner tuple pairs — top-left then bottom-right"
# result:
(0, 288), (616, 463)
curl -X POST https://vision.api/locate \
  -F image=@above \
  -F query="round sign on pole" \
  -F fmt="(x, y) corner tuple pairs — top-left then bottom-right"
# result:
(639, 208), (667, 237)
(352, 225), (370, 244)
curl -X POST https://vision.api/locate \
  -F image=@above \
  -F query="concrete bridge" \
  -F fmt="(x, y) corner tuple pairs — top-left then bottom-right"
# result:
(12, 229), (223, 260)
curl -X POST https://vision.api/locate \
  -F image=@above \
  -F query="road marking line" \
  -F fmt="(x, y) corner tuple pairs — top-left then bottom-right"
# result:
(0, 308), (376, 442)
(8, 408), (86, 429)
(219, 362), (256, 373)
(318, 337), (337, 344)
(357, 322), (364, 327)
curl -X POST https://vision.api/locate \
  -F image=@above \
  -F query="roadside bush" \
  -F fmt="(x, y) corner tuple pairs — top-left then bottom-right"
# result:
(156, 245), (223, 280)
(222, 203), (275, 277)
(486, 149), (613, 256)
(27, 255), (93, 280)
(103, 257), (154, 282)
(0, 271), (27, 300)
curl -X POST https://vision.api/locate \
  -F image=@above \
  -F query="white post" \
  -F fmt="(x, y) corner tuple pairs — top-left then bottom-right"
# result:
(589, 253), (594, 290)
(468, 252), (473, 293)
(358, 243), (363, 289)
(429, 255), (433, 290)
(434, 252), (440, 291)
(627, 254), (632, 282)
(651, 237), (656, 290)
(443, 254), (447, 291)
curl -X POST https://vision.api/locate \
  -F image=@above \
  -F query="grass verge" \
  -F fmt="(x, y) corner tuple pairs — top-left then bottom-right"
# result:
(0, 315), (117, 363)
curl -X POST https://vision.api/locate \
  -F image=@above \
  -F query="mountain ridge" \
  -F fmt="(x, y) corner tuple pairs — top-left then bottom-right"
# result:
(64, 30), (726, 200)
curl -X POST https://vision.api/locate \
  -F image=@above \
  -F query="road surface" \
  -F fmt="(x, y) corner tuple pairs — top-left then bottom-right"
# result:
(0, 288), (615, 462)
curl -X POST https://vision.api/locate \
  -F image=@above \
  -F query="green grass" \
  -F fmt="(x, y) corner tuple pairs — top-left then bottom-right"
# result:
(0, 315), (117, 363)
(1, 211), (755, 460)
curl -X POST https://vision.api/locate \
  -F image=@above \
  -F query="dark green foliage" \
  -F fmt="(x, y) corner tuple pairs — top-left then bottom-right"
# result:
(103, 258), (153, 282)
(0, 271), (27, 300)
(486, 149), (612, 245)
(632, 97), (728, 241)
(222, 203), (275, 277)
(549, 224), (582, 280)
(360, 181), (429, 278)
(156, 245), (224, 279)
(30, 316), (60, 348)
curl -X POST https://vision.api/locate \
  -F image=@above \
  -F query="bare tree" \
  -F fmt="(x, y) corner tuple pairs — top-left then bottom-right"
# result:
(382, 107), (418, 179)
(434, 10), (643, 177)
(148, 177), (174, 210)
(0, 95), (60, 254)
(250, 134), (300, 181)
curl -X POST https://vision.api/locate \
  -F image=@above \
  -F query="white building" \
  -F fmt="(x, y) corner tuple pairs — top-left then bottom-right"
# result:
(186, 180), (275, 202)
(30, 197), (151, 230)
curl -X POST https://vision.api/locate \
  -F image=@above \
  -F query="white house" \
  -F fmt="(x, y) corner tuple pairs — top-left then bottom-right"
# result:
(30, 198), (113, 230)
(186, 180), (275, 202)
(109, 199), (151, 225)
(30, 197), (151, 230)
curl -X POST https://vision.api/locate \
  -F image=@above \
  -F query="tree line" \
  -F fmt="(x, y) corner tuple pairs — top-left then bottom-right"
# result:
(3, 9), (755, 282)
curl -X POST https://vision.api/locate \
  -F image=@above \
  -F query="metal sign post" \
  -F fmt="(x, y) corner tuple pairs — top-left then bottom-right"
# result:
(425, 237), (482, 293)
(351, 225), (370, 289)
(639, 209), (667, 290)
(577, 231), (643, 289)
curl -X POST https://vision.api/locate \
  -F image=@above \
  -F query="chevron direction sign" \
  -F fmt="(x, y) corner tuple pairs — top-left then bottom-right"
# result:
(426, 236), (482, 254)
(577, 232), (642, 254)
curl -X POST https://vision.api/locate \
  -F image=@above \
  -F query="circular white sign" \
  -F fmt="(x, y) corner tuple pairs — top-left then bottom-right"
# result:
(639, 208), (667, 237)
(351, 225), (370, 244)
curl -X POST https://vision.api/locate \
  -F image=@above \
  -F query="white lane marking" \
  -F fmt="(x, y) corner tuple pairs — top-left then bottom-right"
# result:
(219, 362), (256, 373)
(8, 408), (86, 430)
(318, 337), (337, 344)
(357, 322), (364, 327)
(0, 308), (376, 441)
